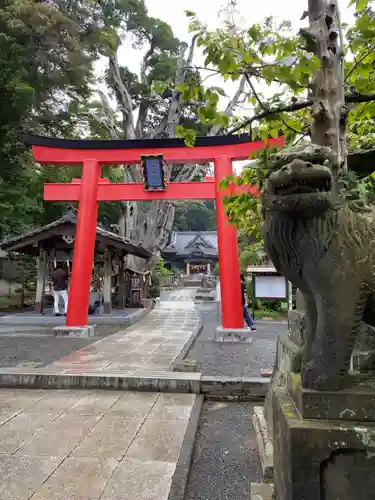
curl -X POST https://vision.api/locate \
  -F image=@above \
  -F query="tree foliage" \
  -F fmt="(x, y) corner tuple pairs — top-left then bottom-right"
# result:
(0, 0), (219, 247)
(173, 201), (216, 232)
(4, 0), (375, 267)
(0, 0), (102, 237)
(178, 0), (375, 241)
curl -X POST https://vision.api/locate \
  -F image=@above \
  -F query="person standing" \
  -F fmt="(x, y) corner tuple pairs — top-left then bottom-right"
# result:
(241, 273), (256, 331)
(51, 262), (69, 316)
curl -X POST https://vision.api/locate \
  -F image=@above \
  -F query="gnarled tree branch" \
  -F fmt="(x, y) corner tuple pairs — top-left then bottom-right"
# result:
(226, 93), (375, 135)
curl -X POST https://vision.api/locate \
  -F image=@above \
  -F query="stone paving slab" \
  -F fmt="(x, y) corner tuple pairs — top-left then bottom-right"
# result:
(0, 388), (196, 500)
(46, 303), (201, 374)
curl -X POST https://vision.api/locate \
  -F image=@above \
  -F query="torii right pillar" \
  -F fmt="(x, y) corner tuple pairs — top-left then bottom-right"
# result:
(214, 155), (250, 342)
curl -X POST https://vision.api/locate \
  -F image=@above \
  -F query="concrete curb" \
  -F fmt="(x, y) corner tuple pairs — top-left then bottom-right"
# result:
(167, 395), (204, 500)
(0, 369), (270, 399)
(252, 406), (274, 480)
(171, 320), (203, 372)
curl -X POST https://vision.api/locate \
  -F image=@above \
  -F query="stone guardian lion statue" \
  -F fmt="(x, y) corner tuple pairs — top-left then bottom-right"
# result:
(262, 155), (375, 391)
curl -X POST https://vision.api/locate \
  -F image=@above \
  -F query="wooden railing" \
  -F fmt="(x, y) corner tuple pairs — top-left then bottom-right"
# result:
(160, 273), (179, 287)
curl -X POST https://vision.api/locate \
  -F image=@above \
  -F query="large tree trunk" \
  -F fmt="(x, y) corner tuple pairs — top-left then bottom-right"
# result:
(302, 0), (347, 191)
(104, 34), (247, 272)
(290, 0), (346, 321)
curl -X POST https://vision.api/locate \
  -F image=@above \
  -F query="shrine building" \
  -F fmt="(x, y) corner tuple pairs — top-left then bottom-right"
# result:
(162, 231), (218, 275)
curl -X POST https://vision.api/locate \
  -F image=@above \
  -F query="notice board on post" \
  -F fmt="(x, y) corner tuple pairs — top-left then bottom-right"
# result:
(247, 265), (289, 316)
(254, 275), (287, 299)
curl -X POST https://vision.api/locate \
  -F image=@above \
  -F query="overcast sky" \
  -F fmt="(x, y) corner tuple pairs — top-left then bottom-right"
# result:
(117, 0), (354, 72)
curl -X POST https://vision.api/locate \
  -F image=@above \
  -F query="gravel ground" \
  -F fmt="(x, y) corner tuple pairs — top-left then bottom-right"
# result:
(186, 401), (262, 500)
(0, 325), (125, 368)
(186, 303), (287, 377)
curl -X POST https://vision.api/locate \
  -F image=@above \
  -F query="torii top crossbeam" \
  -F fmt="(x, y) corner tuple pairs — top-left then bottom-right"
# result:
(22, 133), (284, 164)
(21, 132), (285, 331)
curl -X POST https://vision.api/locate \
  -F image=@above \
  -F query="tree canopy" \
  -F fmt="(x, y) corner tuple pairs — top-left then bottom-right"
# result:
(175, 0), (375, 240)
(2, 0), (375, 268)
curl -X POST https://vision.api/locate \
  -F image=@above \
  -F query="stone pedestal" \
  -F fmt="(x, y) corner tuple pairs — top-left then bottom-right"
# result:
(272, 380), (375, 500)
(54, 325), (96, 338)
(253, 305), (375, 499)
(215, 326), (252, 343)
(255, 309), (304, 480)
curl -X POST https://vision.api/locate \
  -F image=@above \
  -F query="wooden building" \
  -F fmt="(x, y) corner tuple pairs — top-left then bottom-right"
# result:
(0, 209), (151, 313)
(162, 231), (218, 275)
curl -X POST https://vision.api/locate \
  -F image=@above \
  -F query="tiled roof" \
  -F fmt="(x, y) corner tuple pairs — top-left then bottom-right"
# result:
(1, 207), (151, 259)
(163, 231), (218, 257)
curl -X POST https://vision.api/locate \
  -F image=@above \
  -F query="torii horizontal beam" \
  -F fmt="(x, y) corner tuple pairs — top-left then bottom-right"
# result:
(44, 179), (259, 201)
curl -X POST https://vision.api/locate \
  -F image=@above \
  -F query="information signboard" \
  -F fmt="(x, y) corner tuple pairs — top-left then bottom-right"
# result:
(254, 275), (287, 299)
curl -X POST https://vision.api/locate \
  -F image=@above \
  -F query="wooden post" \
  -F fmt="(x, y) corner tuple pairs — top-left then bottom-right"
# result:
(117, 256), (126, 310)
(214, 155), (244, 329)
(35, 248), (47, 314)
(66, 158), (100, 326)
(186, 262), (190, 276)
(103, 249), (112, 314)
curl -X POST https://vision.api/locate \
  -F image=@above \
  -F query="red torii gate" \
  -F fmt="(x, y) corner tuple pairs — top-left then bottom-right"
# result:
(22, 133), (284, 332)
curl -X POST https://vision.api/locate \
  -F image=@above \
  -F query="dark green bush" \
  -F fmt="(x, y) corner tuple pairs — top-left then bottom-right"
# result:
(150, 270), (161, 298)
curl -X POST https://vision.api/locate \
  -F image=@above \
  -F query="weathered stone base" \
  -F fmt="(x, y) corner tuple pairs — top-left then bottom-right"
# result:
(287, 372), (375, 421)
(53, 325), (96, 338)
(250, 483), (274, 500)
(215, 326), (252, 343)
(273, 386), (375, 500)
(252, 406), (274, 480)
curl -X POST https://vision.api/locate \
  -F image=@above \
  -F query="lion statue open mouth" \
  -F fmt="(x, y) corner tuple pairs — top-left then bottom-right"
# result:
(265, 159), (333, 218)
(262, 157), (375, 391)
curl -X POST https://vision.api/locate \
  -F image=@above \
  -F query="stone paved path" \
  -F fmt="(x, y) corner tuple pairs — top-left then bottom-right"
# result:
(162, 288), (197, 301)
(48, 299), (200, 374)
(0, 388), (195, 500)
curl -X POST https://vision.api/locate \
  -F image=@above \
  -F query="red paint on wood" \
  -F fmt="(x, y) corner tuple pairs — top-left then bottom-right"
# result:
(214, 156), (244, 330)
(44, 180), (259, 201)
(66, 159), (100, 327)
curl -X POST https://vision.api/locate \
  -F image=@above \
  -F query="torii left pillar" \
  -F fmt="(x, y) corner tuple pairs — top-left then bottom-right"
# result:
(214, 156), (244, 334)
(66, 159), (100, 328)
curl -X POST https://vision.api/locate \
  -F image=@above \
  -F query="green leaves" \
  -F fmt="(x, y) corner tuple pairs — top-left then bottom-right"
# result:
(176, 126), (197, 147)
(351, 0), (370, 11)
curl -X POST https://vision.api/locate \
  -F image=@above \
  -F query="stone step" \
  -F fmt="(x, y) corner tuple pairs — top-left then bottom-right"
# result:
(0, 368), (270, 399)
(0, 368), (201, 393)
(200, 376), (269, 400)
(250, 482), (274, 500)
